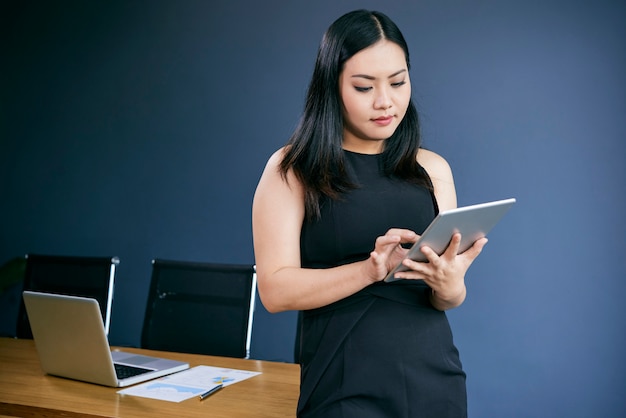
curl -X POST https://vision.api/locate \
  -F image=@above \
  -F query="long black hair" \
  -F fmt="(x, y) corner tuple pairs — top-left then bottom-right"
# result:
(280, 9), (431, 219)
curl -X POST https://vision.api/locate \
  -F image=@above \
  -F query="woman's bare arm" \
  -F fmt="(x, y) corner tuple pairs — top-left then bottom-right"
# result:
(252, 148), (417, 312)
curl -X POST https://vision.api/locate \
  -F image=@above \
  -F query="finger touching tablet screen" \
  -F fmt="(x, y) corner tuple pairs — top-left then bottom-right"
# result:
(385, 198), (516, 282)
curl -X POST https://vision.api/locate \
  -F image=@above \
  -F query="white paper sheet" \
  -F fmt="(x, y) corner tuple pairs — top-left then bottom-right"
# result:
(117, 365), (262, 403)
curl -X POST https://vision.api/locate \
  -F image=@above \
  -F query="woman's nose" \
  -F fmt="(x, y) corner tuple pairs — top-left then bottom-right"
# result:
(374, 89), (392, 109)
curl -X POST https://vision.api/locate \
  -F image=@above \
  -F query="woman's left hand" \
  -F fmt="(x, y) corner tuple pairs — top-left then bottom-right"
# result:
(393, 233), (488, 310)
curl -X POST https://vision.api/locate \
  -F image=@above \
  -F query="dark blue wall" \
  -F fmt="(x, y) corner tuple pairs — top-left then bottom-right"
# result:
(1, 1), (624, 417)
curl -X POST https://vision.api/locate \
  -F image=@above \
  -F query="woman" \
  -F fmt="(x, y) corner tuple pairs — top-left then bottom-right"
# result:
(252, 9), (487, 418)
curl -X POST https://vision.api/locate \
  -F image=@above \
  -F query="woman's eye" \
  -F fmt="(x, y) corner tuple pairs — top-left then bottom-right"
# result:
(354, 86), (372, 92)
(391, 81), (406, 88)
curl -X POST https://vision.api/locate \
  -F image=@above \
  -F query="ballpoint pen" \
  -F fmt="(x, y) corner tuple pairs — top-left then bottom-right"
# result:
(199, 384), (223, 400)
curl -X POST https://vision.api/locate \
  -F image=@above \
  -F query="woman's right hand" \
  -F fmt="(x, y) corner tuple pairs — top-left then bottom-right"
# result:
(365, 228), (419, 282)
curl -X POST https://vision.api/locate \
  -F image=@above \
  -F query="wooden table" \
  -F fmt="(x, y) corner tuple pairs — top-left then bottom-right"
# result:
(0, 338), (300, 417)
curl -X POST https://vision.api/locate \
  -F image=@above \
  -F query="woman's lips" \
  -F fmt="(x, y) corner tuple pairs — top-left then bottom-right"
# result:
(372, 116), (393, 126)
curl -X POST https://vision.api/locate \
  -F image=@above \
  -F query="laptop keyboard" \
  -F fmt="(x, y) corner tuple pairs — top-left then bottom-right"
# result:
(114, 363), (153, 379)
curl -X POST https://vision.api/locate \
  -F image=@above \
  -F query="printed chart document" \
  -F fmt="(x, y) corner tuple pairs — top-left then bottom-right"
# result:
(117, 365), (261, 402)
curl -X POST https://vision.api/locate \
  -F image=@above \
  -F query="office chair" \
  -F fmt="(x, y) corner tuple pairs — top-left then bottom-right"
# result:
(141, 259), (257, 359)
(15, 254), (119, 339)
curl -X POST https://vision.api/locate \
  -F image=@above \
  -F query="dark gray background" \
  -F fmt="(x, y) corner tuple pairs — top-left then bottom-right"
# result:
(1, 1), (624, 416)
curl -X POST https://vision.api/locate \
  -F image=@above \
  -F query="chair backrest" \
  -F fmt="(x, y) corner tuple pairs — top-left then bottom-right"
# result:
(294, 310), (302, 364)
(16, 254), (118, 339)
(141, 259), (257, 359)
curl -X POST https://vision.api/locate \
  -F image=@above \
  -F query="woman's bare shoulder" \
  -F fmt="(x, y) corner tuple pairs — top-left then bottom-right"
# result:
(417, 148), (452, 179)
(265, 146), (287, 167)
(257, 146), (303, 194)
(260, 146), (291, 179)
(417, 148), (457, 210)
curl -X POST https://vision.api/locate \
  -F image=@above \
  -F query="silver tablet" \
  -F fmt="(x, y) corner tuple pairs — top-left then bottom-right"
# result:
(384, 198), (516, 282)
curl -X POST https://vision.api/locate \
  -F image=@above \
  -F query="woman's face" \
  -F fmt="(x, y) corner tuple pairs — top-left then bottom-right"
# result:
(339, 39), (411, 153)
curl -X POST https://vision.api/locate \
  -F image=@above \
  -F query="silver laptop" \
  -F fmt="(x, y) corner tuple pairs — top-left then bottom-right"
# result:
(22, 290), (190, 387)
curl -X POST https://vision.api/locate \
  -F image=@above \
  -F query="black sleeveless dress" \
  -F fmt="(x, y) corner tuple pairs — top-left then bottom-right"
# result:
(297, 150), (467, 418)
